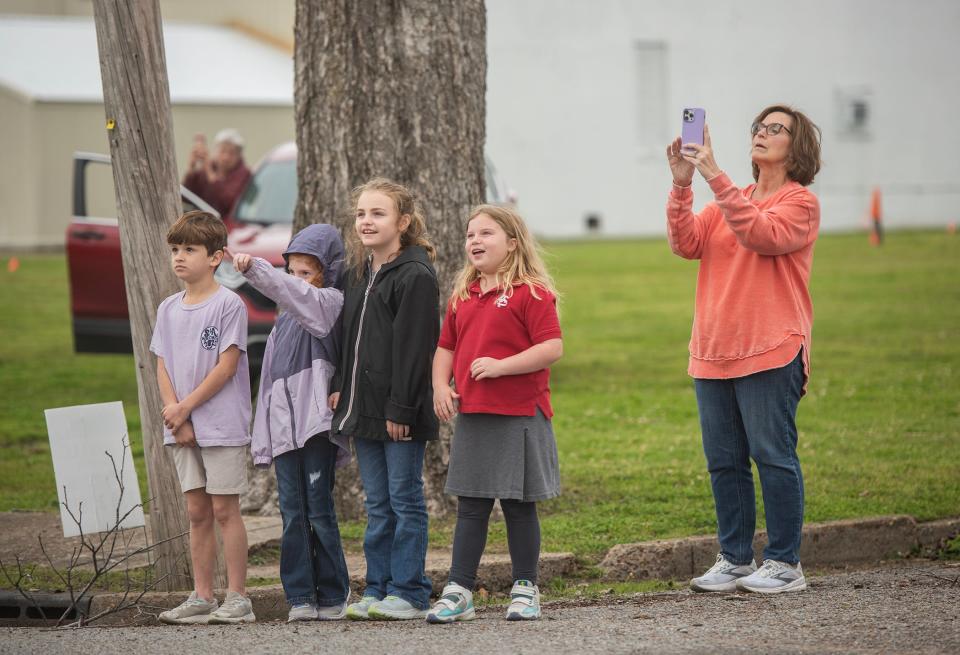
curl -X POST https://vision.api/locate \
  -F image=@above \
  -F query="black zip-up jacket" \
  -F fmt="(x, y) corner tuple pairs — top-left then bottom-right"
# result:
(331, 245), (440, 442)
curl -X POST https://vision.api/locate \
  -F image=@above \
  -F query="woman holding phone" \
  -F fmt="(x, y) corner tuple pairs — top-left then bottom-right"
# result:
(665, 105), (822, 594)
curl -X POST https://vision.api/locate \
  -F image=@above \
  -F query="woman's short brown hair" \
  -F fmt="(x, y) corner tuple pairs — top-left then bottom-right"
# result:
(166, 210), (227, 255)
(752, 105), (822, 187)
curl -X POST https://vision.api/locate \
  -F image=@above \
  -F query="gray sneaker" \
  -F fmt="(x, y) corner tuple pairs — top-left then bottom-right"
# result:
(288, 602), (344, 621)
(736, 560), (807, 594)
(316, 602), (347, 620)
(367, 595), (428, 620)
(346, 595), (380, 620)
(691, 554), (758, 592)
(209, 590), (256, 624)
(158, 591), (218, 625)
(288, 603), (319, 622)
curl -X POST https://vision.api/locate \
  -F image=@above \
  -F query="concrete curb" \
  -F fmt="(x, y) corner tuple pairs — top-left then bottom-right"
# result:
(87, 551), (577, 626)
(599, 515), (960, 582)
(31, 514), (960, 627)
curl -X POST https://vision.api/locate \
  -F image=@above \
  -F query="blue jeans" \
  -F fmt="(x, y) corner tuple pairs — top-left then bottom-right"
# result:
(274, 434), (350, 607)
(695, 351), (806, 565)
(354, 437), (431, 609)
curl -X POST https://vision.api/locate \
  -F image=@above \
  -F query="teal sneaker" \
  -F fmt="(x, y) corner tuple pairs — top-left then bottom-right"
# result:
(505, 580), (541, 621)
(426, 583), (476, 624)
(345, 595), (379, 620)
(367, 595), (427, 620)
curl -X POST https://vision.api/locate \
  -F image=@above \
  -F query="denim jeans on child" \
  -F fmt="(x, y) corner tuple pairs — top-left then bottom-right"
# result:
(274, 433), (351, 607)
(354, 437), (431, 609)
(695, 350), (806, 565)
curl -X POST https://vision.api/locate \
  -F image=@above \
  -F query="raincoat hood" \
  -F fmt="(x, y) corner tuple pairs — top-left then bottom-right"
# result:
(283, 224), (346, 290)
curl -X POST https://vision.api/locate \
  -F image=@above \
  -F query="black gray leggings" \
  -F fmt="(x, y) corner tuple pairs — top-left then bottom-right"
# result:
(448, 496), (541, 590)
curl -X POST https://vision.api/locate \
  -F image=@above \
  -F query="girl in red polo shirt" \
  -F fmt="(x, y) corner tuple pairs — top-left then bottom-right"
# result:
(427, 204), (563, 624)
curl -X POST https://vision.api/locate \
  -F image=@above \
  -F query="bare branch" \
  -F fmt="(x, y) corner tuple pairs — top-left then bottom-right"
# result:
(105, 435), (129, 528)
(16, 437), (187, 627)
(99, 530), (188, 577)
(58, 571), (173, 629)
(0, 557), (50, 621)
(37, 535), (69, 588)
(60, 487), (96, 569)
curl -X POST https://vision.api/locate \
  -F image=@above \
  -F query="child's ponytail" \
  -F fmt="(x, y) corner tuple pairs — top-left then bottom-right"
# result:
(347, 178), (436, 273)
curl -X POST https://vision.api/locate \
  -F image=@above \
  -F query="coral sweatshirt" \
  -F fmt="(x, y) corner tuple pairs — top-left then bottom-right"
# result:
(666, 172), (820, 393)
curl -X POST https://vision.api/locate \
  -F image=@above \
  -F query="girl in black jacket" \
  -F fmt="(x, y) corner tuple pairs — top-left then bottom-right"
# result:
(329, 178), (439, 620)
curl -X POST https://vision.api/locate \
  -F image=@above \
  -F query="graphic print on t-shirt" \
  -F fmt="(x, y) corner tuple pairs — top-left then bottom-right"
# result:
(200, 326), (220, 351)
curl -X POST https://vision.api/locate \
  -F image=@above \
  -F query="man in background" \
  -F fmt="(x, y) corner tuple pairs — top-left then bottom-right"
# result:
(183, 128), (252, 217)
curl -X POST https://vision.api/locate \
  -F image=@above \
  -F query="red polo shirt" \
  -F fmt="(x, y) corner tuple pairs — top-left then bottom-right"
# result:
(438, 281), (562, 417)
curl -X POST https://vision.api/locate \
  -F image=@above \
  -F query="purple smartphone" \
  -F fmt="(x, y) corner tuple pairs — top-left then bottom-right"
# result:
(681, 107), (706, 147)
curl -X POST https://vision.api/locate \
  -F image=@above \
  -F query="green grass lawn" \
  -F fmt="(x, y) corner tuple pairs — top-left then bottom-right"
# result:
(1, 230), (958, 561)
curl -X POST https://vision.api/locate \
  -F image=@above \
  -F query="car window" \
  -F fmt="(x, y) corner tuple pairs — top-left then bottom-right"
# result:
(83, 160), (119, 219)
(484, 157), (506, 204)
(234, 159), (297, 224)
(485, 165), (499, 204)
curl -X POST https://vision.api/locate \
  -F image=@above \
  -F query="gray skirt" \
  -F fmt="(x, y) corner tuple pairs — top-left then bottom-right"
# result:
(444, 409), (560, 502)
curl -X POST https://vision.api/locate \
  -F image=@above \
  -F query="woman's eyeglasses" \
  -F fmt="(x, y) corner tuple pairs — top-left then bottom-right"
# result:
(751, 122), (792, 136)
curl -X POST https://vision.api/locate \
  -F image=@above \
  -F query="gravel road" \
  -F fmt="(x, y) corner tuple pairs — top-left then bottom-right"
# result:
(4, 561), (958, 654)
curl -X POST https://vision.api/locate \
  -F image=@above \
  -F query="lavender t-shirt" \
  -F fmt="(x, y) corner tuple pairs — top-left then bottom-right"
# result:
(149, 286), (252, 447)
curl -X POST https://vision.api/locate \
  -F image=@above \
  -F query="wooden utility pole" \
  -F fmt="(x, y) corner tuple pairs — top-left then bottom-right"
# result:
(292, 0), (487, 517)
(91, 0), (191, 590)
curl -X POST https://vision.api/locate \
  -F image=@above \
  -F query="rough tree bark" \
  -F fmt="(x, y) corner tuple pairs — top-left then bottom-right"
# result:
(91, 0), (193, 590)
(286, 0), (487, 518)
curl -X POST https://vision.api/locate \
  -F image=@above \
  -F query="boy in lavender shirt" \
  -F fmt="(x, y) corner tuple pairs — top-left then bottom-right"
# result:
(150, 211), (255, 624)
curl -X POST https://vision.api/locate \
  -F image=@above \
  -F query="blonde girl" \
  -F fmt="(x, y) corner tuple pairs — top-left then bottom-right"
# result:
(428, 205), (563, 623)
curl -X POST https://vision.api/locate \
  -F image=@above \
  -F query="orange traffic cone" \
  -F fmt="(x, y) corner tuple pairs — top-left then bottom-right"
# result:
(868, 187), (883, 246)
(6, 256), (19, 273)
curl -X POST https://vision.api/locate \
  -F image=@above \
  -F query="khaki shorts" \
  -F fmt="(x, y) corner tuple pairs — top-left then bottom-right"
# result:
(170, 445), (249, 495)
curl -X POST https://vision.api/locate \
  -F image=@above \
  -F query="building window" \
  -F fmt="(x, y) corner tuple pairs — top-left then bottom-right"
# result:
(835, 86), (872, 140)
(635, 41), (669, 154)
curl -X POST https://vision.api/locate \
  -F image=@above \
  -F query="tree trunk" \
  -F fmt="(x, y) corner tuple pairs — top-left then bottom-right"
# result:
(91, 0), (194, 590)
(291, 0), (487, 518)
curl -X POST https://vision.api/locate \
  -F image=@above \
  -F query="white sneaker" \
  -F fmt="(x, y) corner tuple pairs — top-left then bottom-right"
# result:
(690, 554), (758, 592)
(316, 603), (347, 620)
(505, 580), (541, 621)
(158, 591), (218, 625)
(367, 595), (428, 620)
(426, 582), (476, 624)
(208, 590), (256, 624)
(737, 559), (806, 594)
(346, 595), (379, 620)
(288, 603), (319, 622)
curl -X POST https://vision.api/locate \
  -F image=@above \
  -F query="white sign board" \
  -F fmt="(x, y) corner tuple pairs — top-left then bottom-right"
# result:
(44, 401), (145, 538)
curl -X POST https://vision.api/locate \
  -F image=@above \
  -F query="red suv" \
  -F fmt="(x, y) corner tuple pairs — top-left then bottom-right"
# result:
(66, 142), (513, 373)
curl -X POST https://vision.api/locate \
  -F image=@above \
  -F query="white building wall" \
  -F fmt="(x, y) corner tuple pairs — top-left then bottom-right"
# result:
(0, 88), (40, 249)
(4, 2), (958, 243)
(486, 0), (960, 236)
